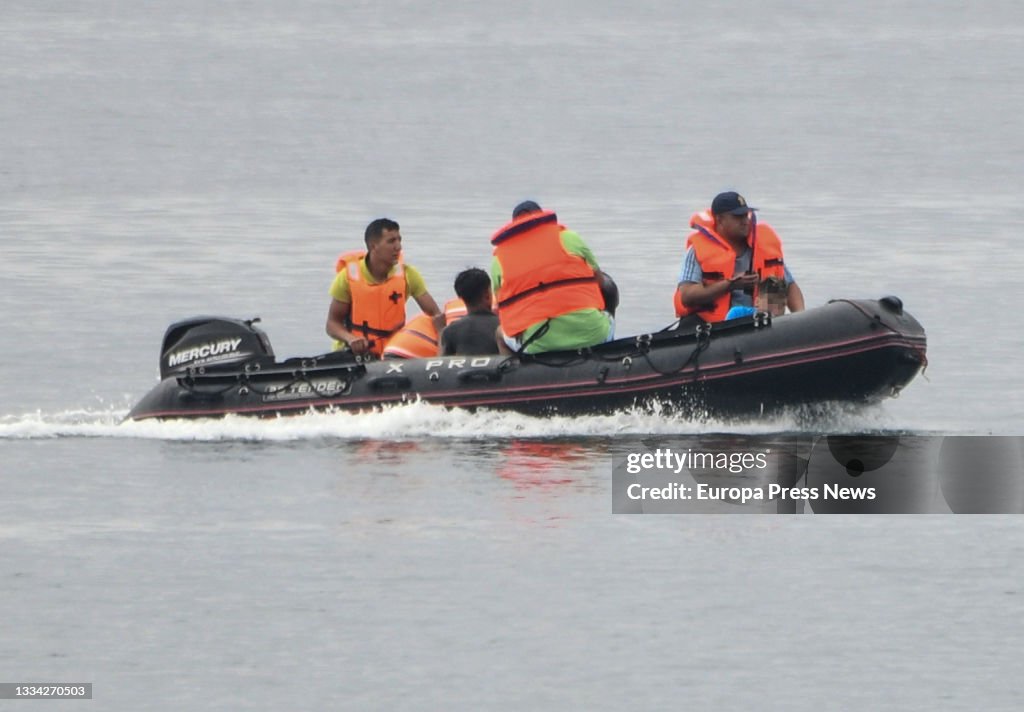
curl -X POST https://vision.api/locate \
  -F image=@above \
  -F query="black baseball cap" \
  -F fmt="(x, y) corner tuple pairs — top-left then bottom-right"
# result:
(512, 200), (542, 219)
(711, 191), (757, 216)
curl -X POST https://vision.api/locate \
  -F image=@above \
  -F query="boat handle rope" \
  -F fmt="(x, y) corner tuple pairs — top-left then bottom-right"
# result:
(180, 369), (356, 400)
(638, 324), (712, 377)
(513, 322), (714, 373)
(913, 346), (929, 376)
(178, 375), (240, 397)
(242, 370), (358, 399)
(513, 319), (551, 357)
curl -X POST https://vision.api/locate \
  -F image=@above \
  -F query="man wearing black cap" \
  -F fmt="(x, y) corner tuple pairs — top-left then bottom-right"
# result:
(490, 200), (613, 353)
(674, 191), (804, 322)
(512, 200), (542, 219)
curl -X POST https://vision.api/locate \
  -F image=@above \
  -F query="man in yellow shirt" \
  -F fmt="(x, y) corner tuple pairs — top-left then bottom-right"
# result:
(326, 218), (444, 356)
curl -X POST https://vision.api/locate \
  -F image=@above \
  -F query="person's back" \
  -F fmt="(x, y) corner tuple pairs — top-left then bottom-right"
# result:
(440, 312), (500, 356)
(490, 201), (613, 354)
(439, 268), (500, 356)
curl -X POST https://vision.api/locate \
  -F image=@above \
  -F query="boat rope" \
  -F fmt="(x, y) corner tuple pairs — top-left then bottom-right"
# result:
(498, 322), (715, 377)
(178, 375), (240, 397)
(637, 323), (712, 377)
(514, 319), (551, 356)
(179, 369), (358, 400)
(496, 319), (602, 370)
(240, 373), (353, 399)
(908, 344), (929, 378)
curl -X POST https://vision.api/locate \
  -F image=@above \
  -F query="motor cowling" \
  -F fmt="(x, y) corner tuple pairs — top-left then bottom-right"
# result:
(159, 317), (274, 380)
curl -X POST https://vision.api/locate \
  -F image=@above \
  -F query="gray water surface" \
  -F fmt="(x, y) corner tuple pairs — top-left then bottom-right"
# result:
(2, 1), (1023, 708)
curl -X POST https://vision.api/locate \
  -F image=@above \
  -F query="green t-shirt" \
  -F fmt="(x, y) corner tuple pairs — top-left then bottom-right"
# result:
(328, 258), (428, 350)
(490, 229), (611, 354)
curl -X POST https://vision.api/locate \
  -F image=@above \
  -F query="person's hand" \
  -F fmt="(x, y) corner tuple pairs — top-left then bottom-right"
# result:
(348, 337), (369, 355)
(729, 272), (759, 291)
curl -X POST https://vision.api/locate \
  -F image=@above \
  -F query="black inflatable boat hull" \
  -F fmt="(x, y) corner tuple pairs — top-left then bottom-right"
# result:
(127, 298), (926, 421)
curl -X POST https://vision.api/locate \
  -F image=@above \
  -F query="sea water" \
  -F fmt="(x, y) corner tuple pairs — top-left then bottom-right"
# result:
(2, 1), (1023, 708)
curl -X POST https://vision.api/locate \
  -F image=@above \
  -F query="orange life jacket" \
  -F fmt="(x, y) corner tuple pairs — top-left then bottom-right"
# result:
(442, 298), (468, 323)
(673, 210), (787, 322)
(382, 298), (467, 359)
(490, 210), (604, 336)
(335, 250), (407, 356)
(381, 313), (436, 359)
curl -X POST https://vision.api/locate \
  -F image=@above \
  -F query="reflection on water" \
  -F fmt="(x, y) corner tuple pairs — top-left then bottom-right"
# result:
(496, 439), (599, 489)
(1, 2), (1023, 709)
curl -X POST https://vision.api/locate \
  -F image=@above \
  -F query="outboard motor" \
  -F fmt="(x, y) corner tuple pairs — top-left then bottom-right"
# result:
(159, 317), (274, 380)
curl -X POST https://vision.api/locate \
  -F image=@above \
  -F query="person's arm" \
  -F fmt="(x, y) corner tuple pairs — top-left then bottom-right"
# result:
(438, 324), (454, 356)
(675, 245), (757, 309)
(677, 274), (758, 309)
(559, 230), (600, 272)
(786, 282), (805, 313)
(413, 291), (445, 333)
(490, 256), (503, 296)
(326, 270), (372, 355)
(406, 265), (445, 332)
(495, 323), (513, 355)
(561, 230), (621, 315)
(326, 299), (370, 355)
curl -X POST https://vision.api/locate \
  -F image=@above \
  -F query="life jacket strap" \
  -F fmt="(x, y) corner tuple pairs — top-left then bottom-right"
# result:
(491, 212), (559, 246)
(497, 275), (598, 309)
(348, 319), (404, 339)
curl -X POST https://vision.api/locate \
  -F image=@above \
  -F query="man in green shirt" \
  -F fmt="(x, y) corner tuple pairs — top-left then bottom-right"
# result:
(490, 201), (615, 354)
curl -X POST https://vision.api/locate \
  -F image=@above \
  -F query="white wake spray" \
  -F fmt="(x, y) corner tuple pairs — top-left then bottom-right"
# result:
(0, 399), (904, 442)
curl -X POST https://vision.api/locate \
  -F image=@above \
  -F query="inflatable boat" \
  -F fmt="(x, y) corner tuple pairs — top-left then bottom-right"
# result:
(126, 297), (926, 421)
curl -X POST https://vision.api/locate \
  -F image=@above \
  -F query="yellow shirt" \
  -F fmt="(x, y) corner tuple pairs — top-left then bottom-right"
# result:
(329, 259), (428, 303)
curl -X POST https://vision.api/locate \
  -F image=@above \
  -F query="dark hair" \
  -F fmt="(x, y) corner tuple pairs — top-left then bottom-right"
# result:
(454, 267), (491, 305)
(364, 218), (400, 248)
